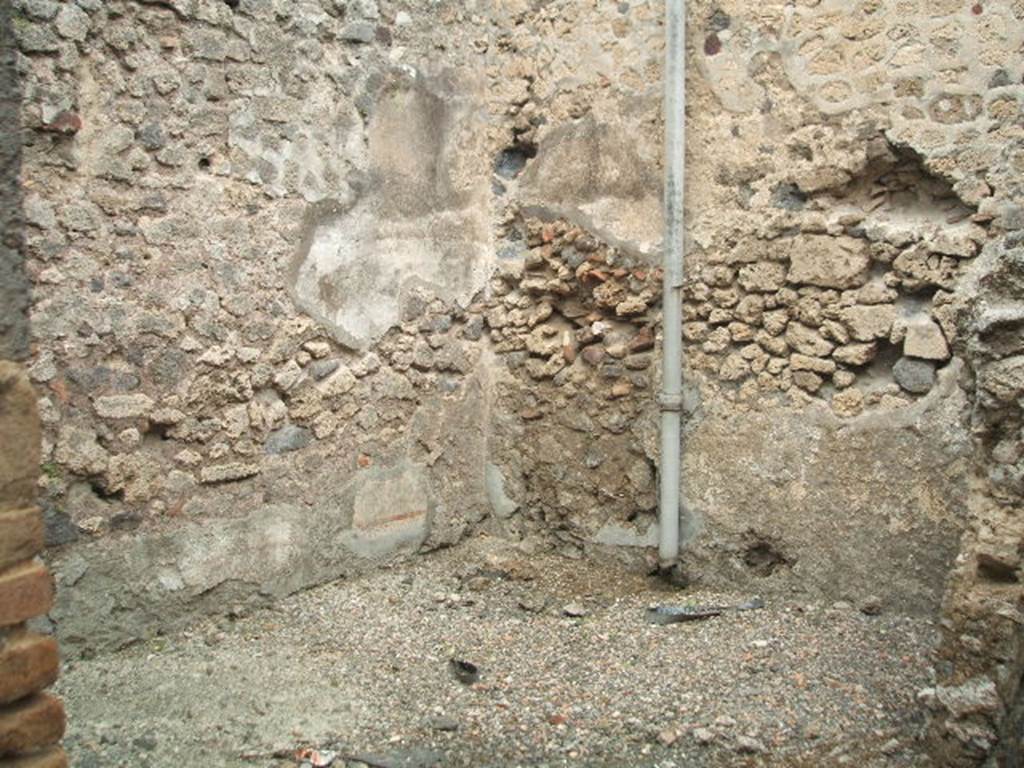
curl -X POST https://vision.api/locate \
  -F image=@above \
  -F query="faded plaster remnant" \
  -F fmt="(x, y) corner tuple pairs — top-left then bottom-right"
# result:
(289, 68), (492, 350)
(592, 521), (659, 549)
(518, 116), (663, 261)
(485, 463), (519, 520)
(348, 460), (431, 557)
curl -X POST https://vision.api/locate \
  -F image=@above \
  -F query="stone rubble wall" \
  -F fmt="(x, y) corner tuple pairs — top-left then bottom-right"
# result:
(13, 0), (499, 656)
(922, 237), (1024, 766)
(481, 0), (997, 617)
(476, 2), (1024, 762)
(9, 0), (1024, 763)
(1, 3), (66, 765)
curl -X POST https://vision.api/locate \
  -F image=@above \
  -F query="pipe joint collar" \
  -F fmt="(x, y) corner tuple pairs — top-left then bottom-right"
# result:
(658, 392), (684, 412)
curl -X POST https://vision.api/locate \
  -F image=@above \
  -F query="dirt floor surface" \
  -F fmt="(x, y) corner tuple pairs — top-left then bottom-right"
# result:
(57, 537), (940, 767)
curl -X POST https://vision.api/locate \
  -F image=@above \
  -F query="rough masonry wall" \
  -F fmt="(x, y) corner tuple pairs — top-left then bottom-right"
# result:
(12, 1), (1024, 763)
(479, 2), (1024, 763)
(482, 0), (989, 615)
(682, 4), (1024, 764)
(14, 0), (497, 655)
(1, 3), (66, 765)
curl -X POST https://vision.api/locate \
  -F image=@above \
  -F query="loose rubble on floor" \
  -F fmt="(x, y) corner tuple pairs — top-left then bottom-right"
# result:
(58, 538), (940, 768)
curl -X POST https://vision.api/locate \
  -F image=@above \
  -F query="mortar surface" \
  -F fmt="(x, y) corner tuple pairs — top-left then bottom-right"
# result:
(57, 538), (938, 768)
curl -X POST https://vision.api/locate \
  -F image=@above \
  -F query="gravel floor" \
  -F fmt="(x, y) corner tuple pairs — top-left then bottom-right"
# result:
(57, 537), (940, 768)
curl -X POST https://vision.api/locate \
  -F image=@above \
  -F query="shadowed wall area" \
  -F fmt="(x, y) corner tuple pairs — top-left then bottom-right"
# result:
(0, 3), (67, 766)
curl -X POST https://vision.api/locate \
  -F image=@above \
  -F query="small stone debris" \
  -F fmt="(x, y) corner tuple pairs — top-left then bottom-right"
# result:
(648, 604), (723, 624)
(693, 727), (716, 746)
(518, 593), (548, 613)
(562, 602), (588, 618)
(735, 735), (767, 754)
(427, 715), (459, 732)
(448, 658), (480, 685)
(647, 597), (765, 625)
(881, 738), (900, 755)
(860, 596), (884, 616)
(657, 728), (679, 747)
(295, 748), (337, 767)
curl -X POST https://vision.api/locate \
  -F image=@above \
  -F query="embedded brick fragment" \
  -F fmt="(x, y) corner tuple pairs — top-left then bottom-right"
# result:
(0, 562), (55, 628)
(0, 694), (65, 755)
(0, 508), (45, 571)
(0, 630), (60, 705)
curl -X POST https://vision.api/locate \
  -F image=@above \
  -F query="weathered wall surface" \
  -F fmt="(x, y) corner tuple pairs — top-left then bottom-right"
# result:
(481, 0), (995, 616)
(12, 0), (1024, 761)
(14, 0), (497, 655)
(481, 2), (1024, 763)
(1, 4), (67, 764)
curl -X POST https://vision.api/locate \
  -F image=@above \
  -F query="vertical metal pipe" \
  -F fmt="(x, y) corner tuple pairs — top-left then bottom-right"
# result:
(659, 0), (686, 570)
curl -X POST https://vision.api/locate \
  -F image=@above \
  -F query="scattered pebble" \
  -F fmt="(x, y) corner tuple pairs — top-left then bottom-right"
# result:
(518, 593), (547, 613)
(736, 735), (767, 754)
(427, 716), (459, 733)
(657, 728), (679, 747)
(860, 596), (884, 616)
(562, 602), (588, 618)
(693, 728), (716, 746)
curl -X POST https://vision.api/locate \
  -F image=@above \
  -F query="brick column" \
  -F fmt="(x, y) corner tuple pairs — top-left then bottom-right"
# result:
(1, 2), (66, 765)
(0, 366), (65, 767)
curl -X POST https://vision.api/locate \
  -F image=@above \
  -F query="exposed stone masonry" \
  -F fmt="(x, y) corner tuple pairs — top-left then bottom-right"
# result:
(484, 217), (662, 552)
(5, 0), (1024, 764)
(679, 145), (983, 418)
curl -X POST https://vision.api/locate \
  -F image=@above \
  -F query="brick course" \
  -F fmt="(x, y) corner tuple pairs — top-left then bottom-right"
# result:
(0, 631), (59, 706)
(0, 508), (44, 572)
(0, 695), (65, 756)
(0, 563), (54, 629)
(1, 5), (65, 763)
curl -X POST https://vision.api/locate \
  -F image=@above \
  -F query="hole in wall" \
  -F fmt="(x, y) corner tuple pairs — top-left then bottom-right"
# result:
(977, 554), (1020, 584)
(771, 182), (808, 211)
(862, 338), (903, 384)
(743, 539), (789, 576)
(198, 156), (212, 170)
(88, 479), (124, 503)
(145, 422), (172, 443)
(901, 283), (941, 303)
(223, 0), (240, 9)
(494, 141), (537, 180)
